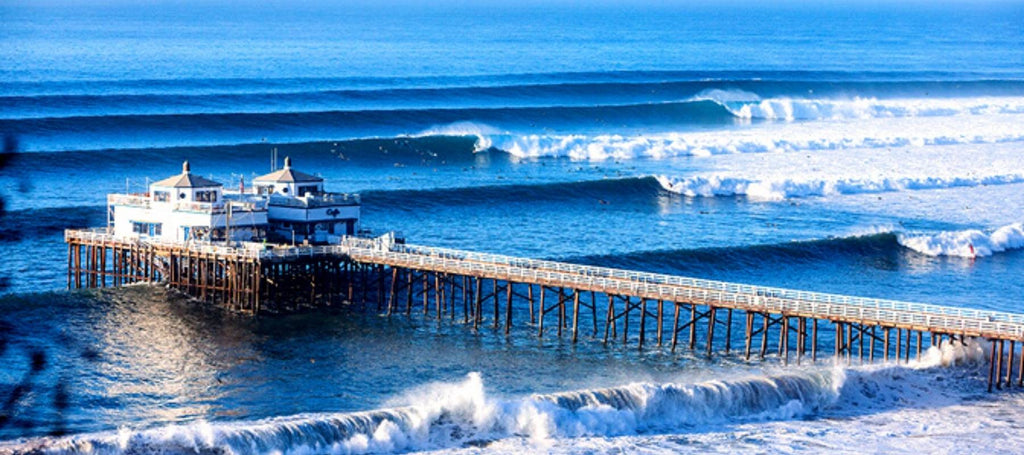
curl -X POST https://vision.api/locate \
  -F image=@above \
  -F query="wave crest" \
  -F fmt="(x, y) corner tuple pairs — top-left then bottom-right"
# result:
(693, 89), (1024, 121)
(413, 121), (501, 152)
(898, 222), (1024, 258)
(653, 173), (1024, 202)
(9, 370), (841, 454)
(488, 124), (1024, 161)
(4, 335), (997, 454)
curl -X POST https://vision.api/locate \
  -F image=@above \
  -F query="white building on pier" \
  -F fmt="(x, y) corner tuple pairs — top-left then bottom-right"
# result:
(253, 157), (360, 244)
(107, 158), (359, 245)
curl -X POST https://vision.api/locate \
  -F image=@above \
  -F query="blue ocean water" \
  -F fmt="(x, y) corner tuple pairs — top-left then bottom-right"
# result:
(1, 1), (1024, 453)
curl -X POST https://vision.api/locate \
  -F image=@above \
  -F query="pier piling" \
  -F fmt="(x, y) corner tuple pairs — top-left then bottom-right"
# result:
(65, 229), (1024, 392)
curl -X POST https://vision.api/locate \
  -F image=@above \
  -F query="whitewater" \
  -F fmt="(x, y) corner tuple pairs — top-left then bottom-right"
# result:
(4, 340), (1011, 454)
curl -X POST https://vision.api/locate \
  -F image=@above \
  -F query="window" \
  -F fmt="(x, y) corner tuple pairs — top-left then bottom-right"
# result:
(131, 222), (162, 236)
(153, 191), (170, 202)
(195, 190), (218, 202)
(281, 187), (289, 194)
(257, 185), (273, 195)
(298, 185), (318, 196)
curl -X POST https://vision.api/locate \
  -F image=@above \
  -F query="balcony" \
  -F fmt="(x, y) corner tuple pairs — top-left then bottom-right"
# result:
(108, 193), (267, 214)
(267, 192), (360, 209)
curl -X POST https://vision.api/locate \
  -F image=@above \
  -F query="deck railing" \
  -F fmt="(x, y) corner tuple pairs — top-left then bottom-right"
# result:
(382, 242), (1024, 325)
(339, 242), (1024, 340)
(107, 193), (267, 214)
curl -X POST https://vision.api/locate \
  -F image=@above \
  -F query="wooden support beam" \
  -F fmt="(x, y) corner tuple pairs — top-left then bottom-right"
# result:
(561, 288), (568, 331)
(744, 311), (754, 360)
(505, 281), (513, 335)
(604, 294), (614, 344)
(996, 340), (1005, 390)
(759, 313), (769, 359)
(834, 322), (842, 363)
(796, 318), (805, 365)
(621, 295), (629, 345)
(1007, 341), (1015, 388)
(474, 277), (483, 330)
(990, 340), (999, 392)
(1018, 342), (1024, 388)
(689, 304), (697, 350)
(706, 307), (716, 358)
(573, 291), (581, 344)
(493, 279), (501, 329)
(528, 284), (535, 324)
(724, 308), (733, 355)
(386, 267), (399, 316)
(670, 301), (680, 353)
(638, 298), (647, 350)
(781, 316), (789, 365)
(656, 299), (664, 347)
(539, 286), (547, 338)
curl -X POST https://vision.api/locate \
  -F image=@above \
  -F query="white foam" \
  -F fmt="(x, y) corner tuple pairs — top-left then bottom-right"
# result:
(653, 173), (1024, 202)
(9, 341), (1012, 455)
(694, 90), (1024, 121)
(897, 222), (1024, 258)
(488, 113), (1024, 160)
(11, 370), (843, 454)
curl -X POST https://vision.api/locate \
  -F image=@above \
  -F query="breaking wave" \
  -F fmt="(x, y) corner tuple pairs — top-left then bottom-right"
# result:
(653, 173), (1024, 201)
(693, 89), (1024, 120)
(488, 121), (1024, 160)
(6, 338), (993, 455)
(0, 371), (841, 454)
(898, 222), (1024, 258)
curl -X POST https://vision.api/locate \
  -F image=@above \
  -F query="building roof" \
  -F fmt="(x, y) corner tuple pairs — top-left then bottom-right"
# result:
(151, 161), (223, 188)
(253, 157), (323, 184)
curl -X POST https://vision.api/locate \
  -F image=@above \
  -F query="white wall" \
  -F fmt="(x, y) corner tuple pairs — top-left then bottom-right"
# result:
(267, 204), (359, 222)
(112, 203), (268, 242)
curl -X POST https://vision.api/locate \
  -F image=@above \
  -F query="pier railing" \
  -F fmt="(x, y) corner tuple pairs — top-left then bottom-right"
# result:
(380, 242), (1024, 323)
(339, 242), (1024, 341)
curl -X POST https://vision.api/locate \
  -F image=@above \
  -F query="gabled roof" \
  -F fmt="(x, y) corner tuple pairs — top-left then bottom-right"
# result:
(253, 157), (323, 184)
(151, 161), (223, 188)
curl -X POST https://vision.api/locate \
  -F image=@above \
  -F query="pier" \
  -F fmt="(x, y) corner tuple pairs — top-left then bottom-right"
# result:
(67, 228), (1024, 392)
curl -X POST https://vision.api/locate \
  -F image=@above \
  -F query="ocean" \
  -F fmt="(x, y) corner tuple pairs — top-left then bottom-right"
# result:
(1, 0), (1024, 453)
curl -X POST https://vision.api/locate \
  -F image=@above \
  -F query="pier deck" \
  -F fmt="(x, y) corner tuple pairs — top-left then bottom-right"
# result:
(66, 228), (1024, 391)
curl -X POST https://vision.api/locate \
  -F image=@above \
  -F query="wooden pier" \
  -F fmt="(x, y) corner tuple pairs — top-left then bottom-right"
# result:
(66, 228), (1024, 392)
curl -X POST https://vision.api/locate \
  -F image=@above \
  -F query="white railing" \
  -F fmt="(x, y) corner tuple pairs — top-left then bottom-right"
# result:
(107, 193), (151, 208)
(267, 193), (360, 209)
(340, 242), (1024, 340)
(384, 242), (1024, 326)
(107, 193), (267, 214)
(64, 229), (1024, 340)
